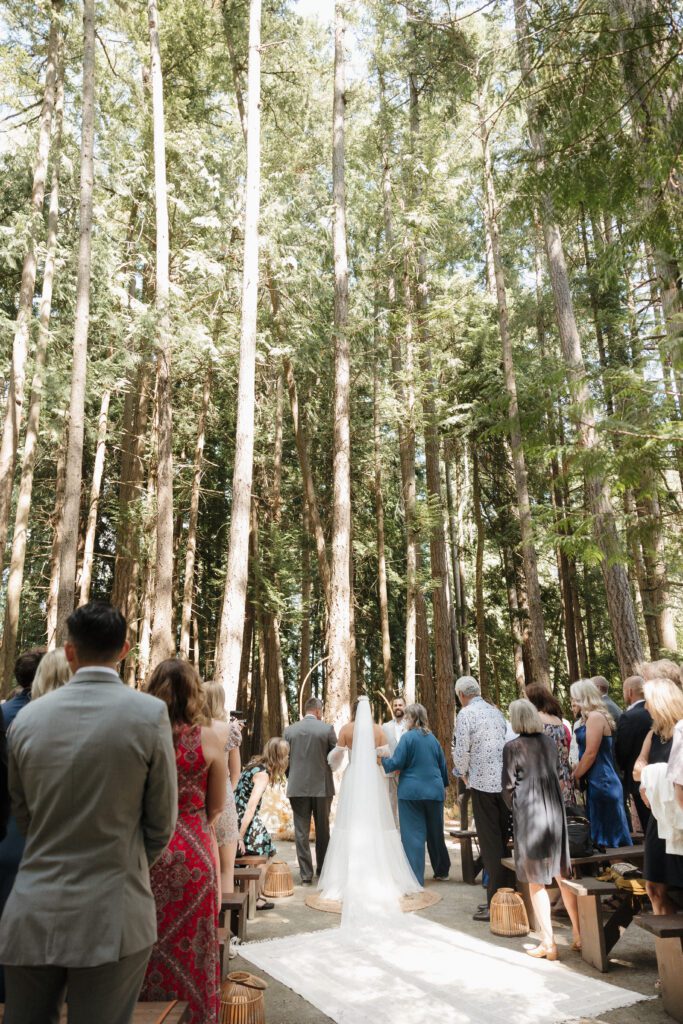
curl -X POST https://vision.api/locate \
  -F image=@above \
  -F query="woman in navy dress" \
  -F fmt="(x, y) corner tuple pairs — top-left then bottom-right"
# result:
(570, 680), (632, 849)
(380, 703), (451, 885)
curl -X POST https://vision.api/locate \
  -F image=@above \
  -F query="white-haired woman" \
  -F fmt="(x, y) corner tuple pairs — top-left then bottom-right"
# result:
(570, 680), (631, 849)
(503, 700), (580, 959)
(380, 704), (451, 885)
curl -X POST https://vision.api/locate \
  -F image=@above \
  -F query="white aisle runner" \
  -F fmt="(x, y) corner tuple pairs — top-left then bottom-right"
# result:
(239, 917), (648, 1024)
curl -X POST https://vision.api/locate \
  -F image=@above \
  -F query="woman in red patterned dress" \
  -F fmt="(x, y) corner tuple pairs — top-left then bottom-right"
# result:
(141, 660), (225, 1024)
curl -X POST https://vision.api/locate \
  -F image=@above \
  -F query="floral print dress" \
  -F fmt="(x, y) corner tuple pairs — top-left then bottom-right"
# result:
(543, 722), (577, 806)
(141, 726), (219, 1024)
(234, 764), (275, 858)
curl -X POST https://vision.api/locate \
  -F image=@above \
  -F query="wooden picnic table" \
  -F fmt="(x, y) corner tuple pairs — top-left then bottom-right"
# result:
(0, 1003), (190, 1023)
(501, 843), (644, 935)
(563, 876), (642, 973)
(636, 914), (683, 1023)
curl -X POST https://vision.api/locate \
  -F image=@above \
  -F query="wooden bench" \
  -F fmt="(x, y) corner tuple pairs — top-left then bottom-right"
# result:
(232, 865), (262, 921)
(562, 877), (639, 972)
(221, 889), (249, 942)
(567, 844), (644, 878)
(235, 854), (267, 869)
(636, 914), (683, 1023)
(0, 1004), (190, 1023)
(448, 829), (482, 885)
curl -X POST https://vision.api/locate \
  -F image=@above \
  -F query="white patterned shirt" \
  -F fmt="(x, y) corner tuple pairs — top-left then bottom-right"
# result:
(452, 697), (507, 793)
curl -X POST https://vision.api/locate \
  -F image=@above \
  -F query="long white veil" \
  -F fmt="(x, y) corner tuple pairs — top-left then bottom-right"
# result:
(318, 696), (421, 930)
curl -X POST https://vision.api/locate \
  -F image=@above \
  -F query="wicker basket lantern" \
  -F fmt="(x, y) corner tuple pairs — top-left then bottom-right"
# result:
(219, 971), (267, 1024)
(262, 859), (294, 898)
(489, 887), (530, 937)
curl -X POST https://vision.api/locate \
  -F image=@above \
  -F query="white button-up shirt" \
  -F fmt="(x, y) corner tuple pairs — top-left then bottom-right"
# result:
(452, 697), (507, 793)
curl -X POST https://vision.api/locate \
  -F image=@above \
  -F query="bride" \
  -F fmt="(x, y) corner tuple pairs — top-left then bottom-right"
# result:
(317, 695), (421, 927)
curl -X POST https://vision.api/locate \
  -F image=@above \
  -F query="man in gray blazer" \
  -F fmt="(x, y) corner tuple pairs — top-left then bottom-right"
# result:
(0, 602), (178, 1024)
(284, 697), (337, 884)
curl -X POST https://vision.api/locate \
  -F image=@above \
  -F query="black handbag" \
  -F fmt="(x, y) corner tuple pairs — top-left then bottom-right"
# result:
(566, 815), (593, 858)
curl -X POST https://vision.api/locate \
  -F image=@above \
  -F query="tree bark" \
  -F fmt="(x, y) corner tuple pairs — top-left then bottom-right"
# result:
(478, 85), (550, 686)
(46, 419), (67, 650)
(180, 370), (210, 658)
(77, 387), (110, 605)
(214, 0), (262, 708)
(55, 0), (96, 639)
(444, 447), (466, 674)
(325, 3), (352, 730)
(471, 444), (488, 695)
(0, 1), (61, 577)
(503, 547), (526, 696)
(147, 0), (175, 662)
(373, 329), (394, 699)
(299, 505), (312, 706)
(513, 0), (643, 679)
(1, 60), (64, 683)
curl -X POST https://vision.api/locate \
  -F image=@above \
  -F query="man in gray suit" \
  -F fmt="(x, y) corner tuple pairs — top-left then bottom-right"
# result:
(0, 602), (178, 1024)
(284, 697), (337, 884)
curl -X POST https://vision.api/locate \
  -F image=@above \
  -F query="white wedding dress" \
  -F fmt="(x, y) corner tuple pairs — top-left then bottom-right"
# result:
(239, 697), (645, 1023)
(317, 696), (421, 926)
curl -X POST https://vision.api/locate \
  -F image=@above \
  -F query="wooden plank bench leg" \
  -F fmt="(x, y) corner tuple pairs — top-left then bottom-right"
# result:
(655, 935), (683, 1024)
(247, 878), (258, 920)
(577, 894), (608, 972)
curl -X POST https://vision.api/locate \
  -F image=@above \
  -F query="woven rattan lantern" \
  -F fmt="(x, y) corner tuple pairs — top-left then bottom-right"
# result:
(262, 859), (294, 898)
(489, 887), (530, 936)
(220, 971), (267, 1024)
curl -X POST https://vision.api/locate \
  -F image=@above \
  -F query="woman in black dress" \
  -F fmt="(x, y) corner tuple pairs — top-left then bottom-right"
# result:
(634, 677), (683, 915)
(503, 700), (580, 960)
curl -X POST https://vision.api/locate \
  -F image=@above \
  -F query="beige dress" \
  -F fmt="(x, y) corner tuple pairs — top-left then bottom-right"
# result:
(214, 720), (242, 845)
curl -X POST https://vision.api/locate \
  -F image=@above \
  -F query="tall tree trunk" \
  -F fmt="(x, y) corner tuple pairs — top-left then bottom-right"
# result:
(513, 0), (643, 679)
(471, 444), (488, 695)
(55, 0), (96, 639)
(214, 0), (262, 708)
(378, 66), (418, 702)
(503, 547), (526, 696)
(0, 2), (61, 576)
(46, 419), (67, 650)
(478, 85), (550, 686)
(180, 370), (210, 658)
(625, 488), (659, 657)
(444, 447), (466, 674)
(325, 3), (352, 729)
(299, 505), (312, 706)
(78, 387), (110, 604)
(1, 62), (64, 683)
(373, 330), (394, 699)
(148, 0), (175, 662)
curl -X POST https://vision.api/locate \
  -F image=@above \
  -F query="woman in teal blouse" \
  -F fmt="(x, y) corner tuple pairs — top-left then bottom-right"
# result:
(380, 704), (451, 884)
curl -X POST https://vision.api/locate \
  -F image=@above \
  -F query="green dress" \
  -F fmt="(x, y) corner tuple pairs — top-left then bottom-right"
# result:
(234, 764), (275, 857)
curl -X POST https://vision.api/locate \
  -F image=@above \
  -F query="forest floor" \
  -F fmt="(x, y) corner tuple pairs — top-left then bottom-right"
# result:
(232, 836), (670, 1024)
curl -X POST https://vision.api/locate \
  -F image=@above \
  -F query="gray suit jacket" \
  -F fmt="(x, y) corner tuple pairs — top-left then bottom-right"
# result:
(0, 668), (177, 967)
(284, 716), (337, 798)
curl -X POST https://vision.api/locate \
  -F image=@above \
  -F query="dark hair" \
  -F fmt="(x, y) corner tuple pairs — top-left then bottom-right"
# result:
(14, 649), (46, 689)
(304, 697), (323, 713)
(66, 602), (127, 662)
(145, 659), (204, 729)
(525, 684), (564, 719)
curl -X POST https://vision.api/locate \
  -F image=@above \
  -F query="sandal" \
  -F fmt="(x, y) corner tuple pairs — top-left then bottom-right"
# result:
(256, 898), (274, 911)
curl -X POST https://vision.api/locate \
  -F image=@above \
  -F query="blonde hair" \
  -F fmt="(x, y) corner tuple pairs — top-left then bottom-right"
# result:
(639, 660), (682, 687)
(509, 699), (543, 735)
(31, 648), (72, 699)
(570, 679), (615, 731)
(644, 678), (683, 742)
(248, 737), (289, 782)
(202, 680), (227, 723)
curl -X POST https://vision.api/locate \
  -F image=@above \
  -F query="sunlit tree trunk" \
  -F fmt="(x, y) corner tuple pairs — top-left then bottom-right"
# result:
(514, 0), (643, 679)
(215, 0), (262, 708)
(180, 370), (210, 658)
(56, 0), (96, 639)
(46, 420), (67, 650)
(78, 388), (110, 604)
(299, 506), (312, 706)
(0, 1), (61, 577)
(147, 0), (175, 662)
(472, 444), (488, 695)
(373, 329), (394, 699)
(325, 2), (352, 730)
(1, 61), (64, 683)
